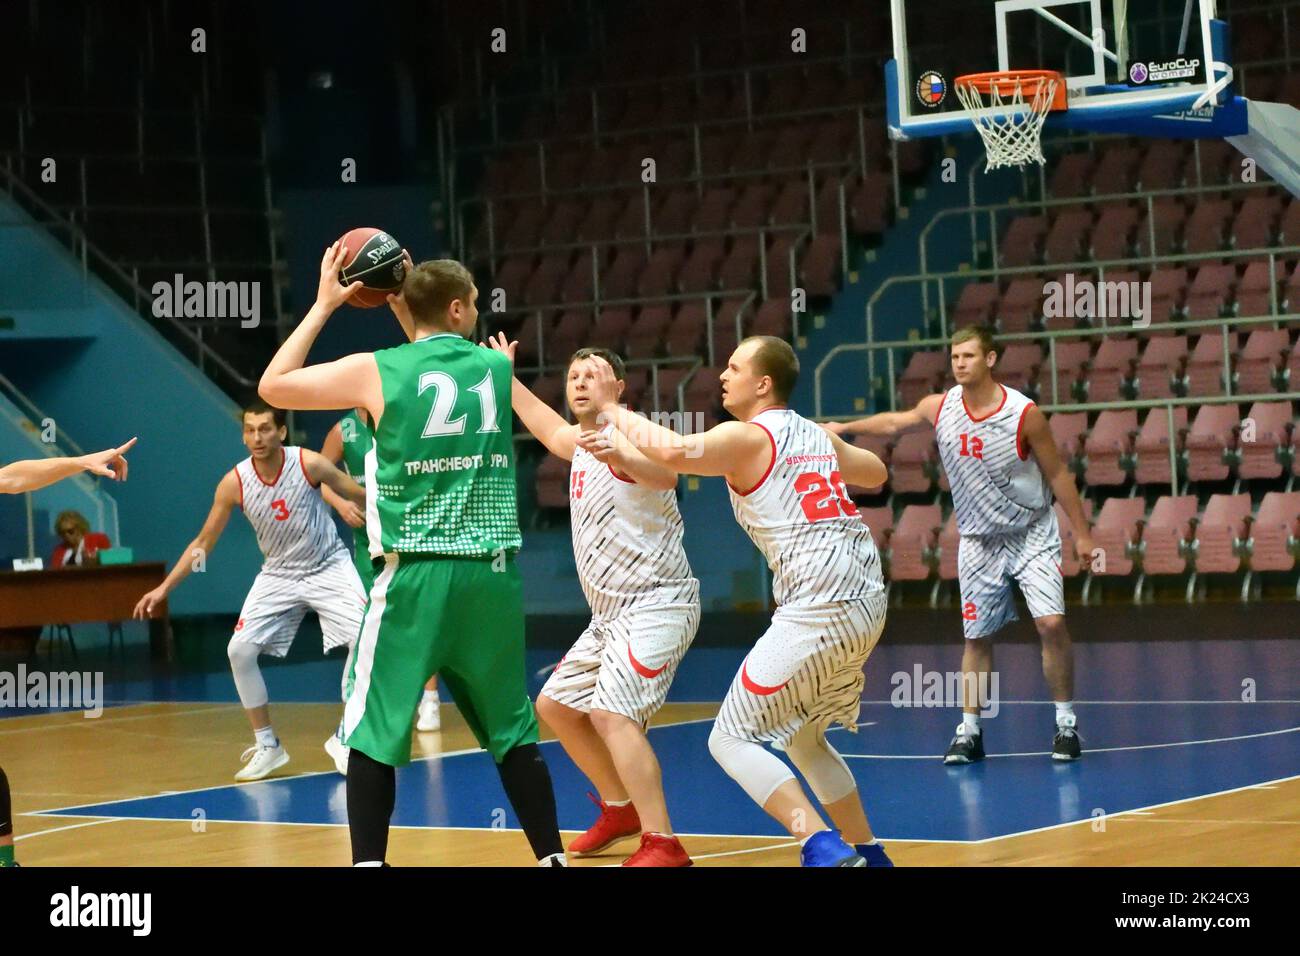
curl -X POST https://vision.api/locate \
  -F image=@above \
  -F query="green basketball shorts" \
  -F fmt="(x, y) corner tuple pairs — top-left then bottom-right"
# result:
(341, 553), (538, 766)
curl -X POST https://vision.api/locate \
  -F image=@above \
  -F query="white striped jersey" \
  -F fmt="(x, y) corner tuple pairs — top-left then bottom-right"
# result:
(233, 446), (347, 577)
(726, 407), (885, 606)
(934, 383), (1052, 535)
(569, 427), (699, 620)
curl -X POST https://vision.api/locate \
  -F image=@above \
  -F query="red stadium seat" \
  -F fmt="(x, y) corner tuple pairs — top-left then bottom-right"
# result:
(1091, 497), (1147, 576)
(535, 454), (571, 510)
(1239, 401), (1293, 479)
(1141, 495), (1199, 575)
(1185, 404), (1241, 482)
(1235, 329), (1289, 394)
(858, 506), (895, 554)
(1133, 335), (1189, 399)
(890, 431), (938, 494)
(1056, 499), (1096, 577)
(1133, 406), (1188, 486)
(1083, 409), (1138, 486)
(1048, 412), (1087, 469)
(1086, 338), (1139, 402)
(1249, 492), (1300, 572)
(1185, 331), (1236, 397)
(1194, 494), (1252, 574)
(889, 504), (942, 581)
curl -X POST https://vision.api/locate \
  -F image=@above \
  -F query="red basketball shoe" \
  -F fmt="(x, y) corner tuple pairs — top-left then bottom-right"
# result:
(568, 793), (641, 855)
(622, 833), (692, 867)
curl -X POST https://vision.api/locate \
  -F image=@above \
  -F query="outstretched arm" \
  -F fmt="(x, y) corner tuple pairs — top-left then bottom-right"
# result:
(259, 241), (384, 417)
(319, 421), (365, 527)
(133, 471), (239, 617)
(826, 431), (888, 490)
(482, 333), (578, 461)
(1022, 406), (1093, 562)
(303, 448), (366, 506)
(824, 394), (944, 439)
(0, 438), (137, 494)
(573, 426), (681, 491)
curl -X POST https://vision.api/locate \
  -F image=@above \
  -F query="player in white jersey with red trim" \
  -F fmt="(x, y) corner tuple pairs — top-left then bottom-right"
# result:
(581, 336), (894, 868)
(133, 400), (369, 781)
(829, 325), (1094, 763)
(489, 336), (700, 867)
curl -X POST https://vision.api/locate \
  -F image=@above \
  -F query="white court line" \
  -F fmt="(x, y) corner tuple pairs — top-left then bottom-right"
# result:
(0, 704), (230, 735)
(839, 725), (1300, 759)
(14, 818), (121, 843)
(1112, 818), (1300, 826)
(21, 714), (721, 818)
(963, 773), (1300, 845)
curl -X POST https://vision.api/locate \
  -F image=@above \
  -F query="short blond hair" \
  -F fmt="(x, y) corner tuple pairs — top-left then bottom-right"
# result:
(402, 259), (474, 327)
(951, 324), (1000, 360)
(741, 335), (799, 401)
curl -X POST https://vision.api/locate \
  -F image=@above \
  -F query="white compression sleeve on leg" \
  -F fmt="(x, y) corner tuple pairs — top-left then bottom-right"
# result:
(708, 724), (796, 807)
(228, 640), (269, 710)
(783, 726), (857, 805)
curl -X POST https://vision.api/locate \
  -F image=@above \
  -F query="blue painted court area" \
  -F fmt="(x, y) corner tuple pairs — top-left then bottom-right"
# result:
(25, 638), (1300, 843)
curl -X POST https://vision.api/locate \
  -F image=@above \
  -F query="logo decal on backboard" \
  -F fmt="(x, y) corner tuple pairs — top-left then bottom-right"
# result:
(915, 70), (947, 108)
(1129, 57), (1201, 85)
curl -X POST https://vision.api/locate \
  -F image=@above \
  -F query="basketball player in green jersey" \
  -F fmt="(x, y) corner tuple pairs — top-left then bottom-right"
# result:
(261, 243), (565, 867)
(0, 436), (136, 867)
(321, 413), (441, 732)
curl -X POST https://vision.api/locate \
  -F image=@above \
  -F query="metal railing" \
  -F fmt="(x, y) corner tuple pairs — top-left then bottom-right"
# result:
(0, 162), (255, 395)
(485, 288), (760, 370)
(446, 18), (886, 140)
(0, 372), (122, 555)
(835, 239), (1300, 400)
(457, 102), (886, 259)
(921, 176), (1281, 314)
(815, 305), (1300, 420)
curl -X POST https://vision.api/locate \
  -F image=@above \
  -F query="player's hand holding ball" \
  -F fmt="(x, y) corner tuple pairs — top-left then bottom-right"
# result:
(316, 240), (365, 313)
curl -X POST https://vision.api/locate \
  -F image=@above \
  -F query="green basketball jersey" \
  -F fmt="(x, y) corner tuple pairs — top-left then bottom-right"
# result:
(366, 332), (521, 560)
(339, 409), (373, 584)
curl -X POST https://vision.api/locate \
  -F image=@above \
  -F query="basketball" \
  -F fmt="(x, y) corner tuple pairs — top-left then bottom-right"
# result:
(337, 227), (406, 308)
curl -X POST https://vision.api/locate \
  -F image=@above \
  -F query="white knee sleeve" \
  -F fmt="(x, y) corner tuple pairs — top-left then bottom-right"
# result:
(783, 726), (857, 805)
(228, 641), (269, 710)
(708, 724), (795, 807)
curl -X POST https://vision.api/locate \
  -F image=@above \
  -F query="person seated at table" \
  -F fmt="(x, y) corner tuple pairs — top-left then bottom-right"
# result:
(51, 510), (112, 568)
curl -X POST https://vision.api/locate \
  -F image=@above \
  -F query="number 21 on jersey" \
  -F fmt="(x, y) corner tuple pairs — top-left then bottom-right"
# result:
(418, 370), (500, 438)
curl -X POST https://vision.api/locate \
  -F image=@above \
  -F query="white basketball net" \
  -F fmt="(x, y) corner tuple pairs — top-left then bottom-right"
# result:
(955, 74), (1060, 171)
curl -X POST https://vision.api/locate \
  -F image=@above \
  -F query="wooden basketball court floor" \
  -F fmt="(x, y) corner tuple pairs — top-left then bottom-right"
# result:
(3, 637), (1298, 866)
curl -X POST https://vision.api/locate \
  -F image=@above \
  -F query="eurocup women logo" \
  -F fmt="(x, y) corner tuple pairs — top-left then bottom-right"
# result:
(1129, 61), (1150, 84)
(915, 70), (947, 108)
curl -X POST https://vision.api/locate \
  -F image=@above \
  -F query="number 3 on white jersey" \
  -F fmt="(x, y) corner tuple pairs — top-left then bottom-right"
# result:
(419, 370), (500, 437)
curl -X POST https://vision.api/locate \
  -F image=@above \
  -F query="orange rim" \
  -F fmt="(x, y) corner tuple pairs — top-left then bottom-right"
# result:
(955, 70), (1068, 110)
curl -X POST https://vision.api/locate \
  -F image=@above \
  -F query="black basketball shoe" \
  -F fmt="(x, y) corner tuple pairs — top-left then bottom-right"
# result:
(1051, 718), (1082, 761)
(943, 723), (985, 764)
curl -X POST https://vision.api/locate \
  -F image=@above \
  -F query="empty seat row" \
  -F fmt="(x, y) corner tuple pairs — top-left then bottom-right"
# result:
(899, 329), (1300, 408)
(874, 492), (1300, 581)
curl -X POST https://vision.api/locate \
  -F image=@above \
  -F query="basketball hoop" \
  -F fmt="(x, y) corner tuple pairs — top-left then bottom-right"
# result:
(954, 70), (1067, 171)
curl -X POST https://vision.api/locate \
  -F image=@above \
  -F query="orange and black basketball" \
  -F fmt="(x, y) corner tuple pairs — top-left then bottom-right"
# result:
(337, 227), (406, 308)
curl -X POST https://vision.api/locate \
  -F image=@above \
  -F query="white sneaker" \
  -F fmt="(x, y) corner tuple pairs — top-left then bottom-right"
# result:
(235, 743), (289, 781)
(324, 734), (349, 775)
(416, 699), (441, 732)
